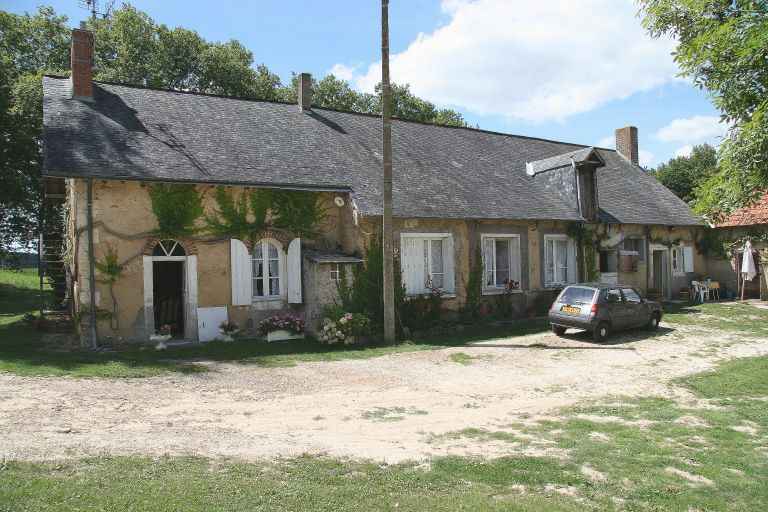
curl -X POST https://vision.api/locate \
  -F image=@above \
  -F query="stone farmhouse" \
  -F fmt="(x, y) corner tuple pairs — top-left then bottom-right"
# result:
(43, 28), (705, 344)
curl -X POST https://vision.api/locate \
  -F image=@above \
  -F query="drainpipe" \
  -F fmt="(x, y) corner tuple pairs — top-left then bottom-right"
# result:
(86, 179), (98, 349)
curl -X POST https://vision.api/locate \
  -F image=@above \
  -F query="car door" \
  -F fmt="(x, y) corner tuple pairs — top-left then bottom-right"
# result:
(605, 288), (627, 329)
(620, 288), (646, 328)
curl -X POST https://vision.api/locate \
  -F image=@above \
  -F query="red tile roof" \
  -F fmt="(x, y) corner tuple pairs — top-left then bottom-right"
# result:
(717, 191), (768, 227)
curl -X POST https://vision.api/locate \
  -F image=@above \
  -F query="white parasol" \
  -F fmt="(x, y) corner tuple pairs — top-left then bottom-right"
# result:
(740, 240), (757, 300)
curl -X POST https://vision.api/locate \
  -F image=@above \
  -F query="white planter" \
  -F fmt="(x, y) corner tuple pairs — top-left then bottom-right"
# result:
(150, 334), (171, 351)
(266, 330), (304, 342)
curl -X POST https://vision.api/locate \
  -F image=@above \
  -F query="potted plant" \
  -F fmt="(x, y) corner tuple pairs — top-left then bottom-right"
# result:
(150, 324), (172, 350)
(258, 313), (305, 342)
(219, 320), (239, 342)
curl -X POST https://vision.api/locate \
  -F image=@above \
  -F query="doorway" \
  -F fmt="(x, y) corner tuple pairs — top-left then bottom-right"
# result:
(650, 248), (668, 299)
(153, 260), (185, 337)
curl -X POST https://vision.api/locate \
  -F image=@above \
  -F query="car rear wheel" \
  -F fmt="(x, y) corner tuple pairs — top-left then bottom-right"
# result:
(647, 313), (661, 330)
(551, 325), (567, 336)
(593, 322), (610, 343)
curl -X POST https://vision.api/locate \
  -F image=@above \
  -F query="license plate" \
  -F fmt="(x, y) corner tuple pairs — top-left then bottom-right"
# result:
(560, 305), (580, 315)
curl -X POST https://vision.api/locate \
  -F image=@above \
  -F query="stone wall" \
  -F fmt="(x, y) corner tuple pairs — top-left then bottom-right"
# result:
(69, 179), (356, 342)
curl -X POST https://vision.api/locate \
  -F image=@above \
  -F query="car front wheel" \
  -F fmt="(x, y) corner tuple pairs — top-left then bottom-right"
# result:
(647, 313), (661, 330)
(593, 322), (610, 343)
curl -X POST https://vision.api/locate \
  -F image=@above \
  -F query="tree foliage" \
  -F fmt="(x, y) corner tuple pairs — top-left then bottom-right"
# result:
(639, 0), (768, 219)
(0, 3), (468, 255)
(652, 144), (718, 203)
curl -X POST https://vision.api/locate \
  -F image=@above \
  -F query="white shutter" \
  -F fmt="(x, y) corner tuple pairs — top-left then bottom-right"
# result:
(683, 246), (694, 273)
(443, 236), (455, 293)
(142, 255), (154, 338)
(184, 255), (198, 341)
(287, 238), (302, 303)
(230, 238), (252, 306)
(566, 238), (578, 283)
(400, 236), (424, 295)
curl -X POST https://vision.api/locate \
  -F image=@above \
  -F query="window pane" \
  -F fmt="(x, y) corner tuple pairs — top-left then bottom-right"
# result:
(431, 240), (443, 274)
(254, 243), (262, 259)
(545, 240), (555, 284)
(559, 286), (596, 305)
(556, 240), (568, 282)
(600, 250), (618, 273)
(495, 240), (509, 286)
(270, 277), (280, 295)
(431, 273), (444, 289)
(606, 288), (622, 303)
(254, 277), (264, 296)
(622, 288), (641, 303)
(483, 239), (494, 286)
(254, 260), (263, 278)
(268, 259), (279, 278)
(268, 243), (278, 259)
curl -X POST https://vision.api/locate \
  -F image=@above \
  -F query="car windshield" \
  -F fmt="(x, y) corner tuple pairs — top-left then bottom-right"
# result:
(558, 287), (596, 305)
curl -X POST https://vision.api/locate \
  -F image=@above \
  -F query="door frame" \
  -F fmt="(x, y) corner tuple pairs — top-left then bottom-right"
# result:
(649, 244), (671, 299)
(143, 254), (198, 341)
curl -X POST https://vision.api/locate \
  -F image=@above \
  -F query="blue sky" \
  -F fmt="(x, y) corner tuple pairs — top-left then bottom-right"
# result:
(7, 0), (726, 167)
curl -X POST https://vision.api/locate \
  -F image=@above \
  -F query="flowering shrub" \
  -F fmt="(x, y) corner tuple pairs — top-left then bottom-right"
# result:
(318, 311), (370, 345)
(219, 320), (239, 334)
(258, 313), (304, 335)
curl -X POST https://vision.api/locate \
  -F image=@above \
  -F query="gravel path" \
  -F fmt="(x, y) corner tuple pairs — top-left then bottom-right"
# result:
(2, 322), (767, 463)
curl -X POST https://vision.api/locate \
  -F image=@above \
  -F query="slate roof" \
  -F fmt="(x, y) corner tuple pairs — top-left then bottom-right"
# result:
(716, 192), (768, 227)
(42, 76), (701, 226)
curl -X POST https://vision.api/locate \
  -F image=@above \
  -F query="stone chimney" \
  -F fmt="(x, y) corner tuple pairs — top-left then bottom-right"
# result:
(615, 126), (639, 165)
(70, 24), (94, 101)
(298, 72), (312, 111)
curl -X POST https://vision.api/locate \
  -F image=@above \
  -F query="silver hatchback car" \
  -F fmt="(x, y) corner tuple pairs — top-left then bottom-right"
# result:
(548, 284), (663, 342)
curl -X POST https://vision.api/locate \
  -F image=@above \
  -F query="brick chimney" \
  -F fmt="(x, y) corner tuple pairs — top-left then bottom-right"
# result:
(70, 24), (94, 101)
(615, 126), (639, 165)
(298, 72), (312, 111)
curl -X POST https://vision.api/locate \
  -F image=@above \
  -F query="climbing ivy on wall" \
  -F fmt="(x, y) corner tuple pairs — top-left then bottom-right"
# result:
(567, 223), (606, 282)
(148, 184), (204, 238)
(149, 184), (325, 241)
(205, 186), (324, 240)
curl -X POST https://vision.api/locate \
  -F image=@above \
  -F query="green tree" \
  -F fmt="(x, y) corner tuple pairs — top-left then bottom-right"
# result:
(639, 0), (768, 218)
(652, 144), (718, 203)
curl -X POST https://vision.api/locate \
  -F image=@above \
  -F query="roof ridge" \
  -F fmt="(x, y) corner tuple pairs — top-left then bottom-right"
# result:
(42, 74), (620, 152)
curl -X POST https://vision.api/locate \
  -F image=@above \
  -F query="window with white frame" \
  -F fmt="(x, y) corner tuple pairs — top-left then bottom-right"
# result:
(330, 263), (341, 284)
(544, 235), (576, 287)
(672, 245), (694, 275)
(400, 233), (455, 295)
(252, 239), (282, 298)
(482, 235), (521, 292)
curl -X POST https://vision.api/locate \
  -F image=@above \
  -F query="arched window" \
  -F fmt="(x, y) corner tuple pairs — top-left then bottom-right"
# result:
(252, 239), (281, 298)
(152, 239), (186, 257)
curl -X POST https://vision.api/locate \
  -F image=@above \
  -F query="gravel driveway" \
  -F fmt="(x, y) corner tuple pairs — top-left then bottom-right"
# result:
(2, 321), (767, 463)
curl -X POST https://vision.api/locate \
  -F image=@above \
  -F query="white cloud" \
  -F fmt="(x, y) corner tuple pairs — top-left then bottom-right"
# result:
(656, 116), (726, 144)
(334, 0), (678, 122)
(597, 135), (614, 149)
(639, 150), (655, 167)
(328, 63), (357, 81)
(674, 145), (694, 158)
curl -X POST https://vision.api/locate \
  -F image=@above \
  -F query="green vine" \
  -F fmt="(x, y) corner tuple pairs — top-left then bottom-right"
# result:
(95, 244), (124, 330)
(462, 244), (483, 320)
(567, 223), (606, 282)
(204, 186), (324, 240)
(148, 184), (204, 238)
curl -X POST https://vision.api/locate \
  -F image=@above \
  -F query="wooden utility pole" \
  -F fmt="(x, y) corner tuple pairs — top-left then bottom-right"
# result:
(381, 0), (396, 343)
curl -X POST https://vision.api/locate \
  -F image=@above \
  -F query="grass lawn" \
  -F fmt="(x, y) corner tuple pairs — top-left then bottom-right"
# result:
(3, 355), (767, 511)
(0, 269), (548, 378)
(663, 301), (768, 335)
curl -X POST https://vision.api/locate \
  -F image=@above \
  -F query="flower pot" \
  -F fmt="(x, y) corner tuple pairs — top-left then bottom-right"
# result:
(266, 330), (304, 342)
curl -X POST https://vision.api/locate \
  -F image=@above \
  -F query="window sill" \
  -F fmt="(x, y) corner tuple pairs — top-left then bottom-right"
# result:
(482, 288), (524, 296)
(252, 297), (283, 303)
